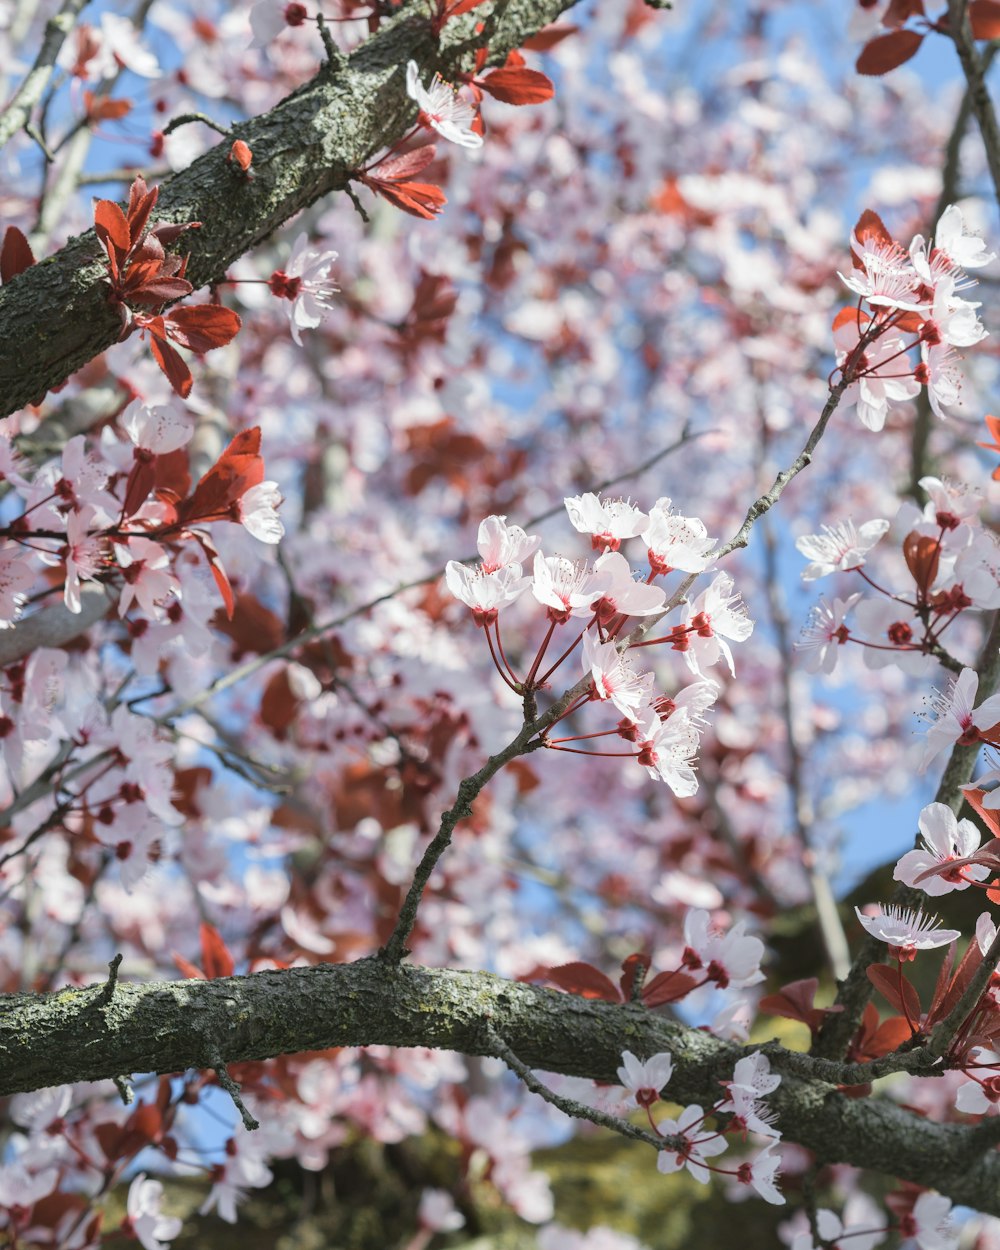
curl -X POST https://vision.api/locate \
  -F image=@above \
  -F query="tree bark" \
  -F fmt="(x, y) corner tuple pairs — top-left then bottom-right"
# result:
(0, 0), (579, 417)
(3, 957), (1000, 1214)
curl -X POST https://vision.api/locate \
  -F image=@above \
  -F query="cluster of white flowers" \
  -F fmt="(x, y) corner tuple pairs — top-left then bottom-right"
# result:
(446, 496), (753, 794)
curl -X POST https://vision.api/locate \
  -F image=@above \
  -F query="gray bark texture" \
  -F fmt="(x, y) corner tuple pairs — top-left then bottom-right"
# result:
(3, 958), (1000, 1214)
(0, 0), (579, 417)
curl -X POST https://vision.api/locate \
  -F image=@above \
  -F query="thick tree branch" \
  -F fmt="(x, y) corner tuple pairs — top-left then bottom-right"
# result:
(0, 0), (580, 417)
(3, 959), (1000, 1213)
(947, 0), (1000, 216)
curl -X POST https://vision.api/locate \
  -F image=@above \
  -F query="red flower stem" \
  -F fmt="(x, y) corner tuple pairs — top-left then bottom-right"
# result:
(484, 628), (520, 692)
(524, 620), (557, 687)
(854, 567), (916, 603)
(535, 626), (587, 686)
(493, 619), (520, 683)
(545, 745), (640, 757)
(546, 729), (619, 745)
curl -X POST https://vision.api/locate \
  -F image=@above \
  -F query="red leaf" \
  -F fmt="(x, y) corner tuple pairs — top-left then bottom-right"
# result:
(200, 922), (235, 978)
(970, 0), (1000, 38)
(0, 226), (35, 283)
(181, 427), (264, 526)
(856, 29), (924, 75)
(479, 67), (555, 105)
(868, 1015), (913, 1057)
(148, 331), (193, 398)
(522, 24), (578, 49)
(94, 198), (131, 257)
(853, 208), (894, 251)
(642, 969), (697, 1006)
(191, 529), (236, 618)
(83, 91), (132, 121)
(126, 277), (196, 306)
(544, 961), (621, 1001)
(126, 176), (158, 245)
(446, 0), (490, 14)
(121, 456), (157, 518)
(172, 953), (205, 980)
(370, 145), (439, 182)
(154, 447), (192, 503)
(964, 788), (1000, 839)
(759, 977), (838, 1034)
(903, 531), (941, 596)
(867, 963), (922, 1023)
(373, 180), (447, 219)
(164, 304), (242, 353)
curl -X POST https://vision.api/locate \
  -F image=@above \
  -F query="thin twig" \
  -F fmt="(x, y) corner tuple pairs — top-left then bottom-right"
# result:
(947, 0), (1000, 217)
(482, 1020), (671, 1151)
(0, 0), (91, 153)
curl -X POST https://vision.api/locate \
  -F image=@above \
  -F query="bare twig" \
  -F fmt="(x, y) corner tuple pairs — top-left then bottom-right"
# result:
(0, 0), (91, 153)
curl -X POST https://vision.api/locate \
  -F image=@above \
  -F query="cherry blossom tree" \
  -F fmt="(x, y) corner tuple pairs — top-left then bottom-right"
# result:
(5, 0), (1000, 1246)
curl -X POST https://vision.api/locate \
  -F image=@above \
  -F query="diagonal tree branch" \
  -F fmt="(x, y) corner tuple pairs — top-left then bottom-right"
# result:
(0, 0), (91, 153)
(0, 0), (581, 417)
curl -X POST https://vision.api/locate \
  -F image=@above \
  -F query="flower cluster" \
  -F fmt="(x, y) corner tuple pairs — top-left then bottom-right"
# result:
(616, 1048), (783, 1203)
(796, 471), (1000, 676)
(0, 405), (283, 632)
(835, 205), (992, 431)
(445, 496), (752, 794)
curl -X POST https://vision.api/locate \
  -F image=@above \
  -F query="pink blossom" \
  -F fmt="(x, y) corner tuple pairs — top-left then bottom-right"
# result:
(532, 553), (598, 622)
(564, 492), (649, 552)
(126, 1174), (184, 1250)
(797, 594), (860, 675)
(406, 60), (483, 149)
(682, 572), (753, 677)
(582, 631), (653, 720)
(834, 318), (920, 431)
(956, 1048), (1000, 1115)
(839, 231), (921, 310)
(791, 1208), (884, 1250)
(582, 550), (665, 623)
(655, 1104), (727, 1183)
(0, 546), (34, 628)
(905, 1191), (957, 1250)
(918, 277), (987, 350)
(921, 668), (1000, 771)
(477, 515), (540, 572)
(446, 561), (529, 625)
(616, 1050), (674, 1108)
(926, 203), (995, 273)
(418, 1188), (465, 1232)
(736, 1141), (784, 1205)
(634, 706), (700, 796)
(682, 908), (765, 988)
(239, 482), (284, 544)
(893, 802), (989, 896)
(269, 233), (339, 346)
(854, 904), (960, 957)
(642, 498), (715, 575)
(121, 401), (193, 454)
(61, 507), (105, 613)
(114, 538), (178, 618)
(916, 340), (964, 420)
(795, 518), (888, 580)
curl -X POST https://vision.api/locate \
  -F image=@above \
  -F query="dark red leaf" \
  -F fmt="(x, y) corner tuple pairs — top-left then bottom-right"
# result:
(372, 180), (447, 219)
(446, 0), (490, 15)
(370, 145), (438, 182)
(970, 0), (1000, 38)
(544, 961), (621, 1001)
(164, 304), (242, 353)
(480, 67), (555, 105)
(94, 198), (131, 257)
(903, 531), (941, 596)
(0, 226), (35, 283)
(964, 788), (1000, 839)
(759, 977), (839, 1033)
(642, 969), (697, 1006)
(200, 922), (235, 978)
(172, 953), (205, 980)
(856, 29), (924, 75)
(180, 427), (264, 526)
(867, 963), (922, 1023)
(868, 1015), (913, 1056)
(126, 278), (196, 306)
(125, 177), (158, 246)
(121, 457), (157, 518)
(148, 331), (193, 398)
(522, 24), (578, 49)
(191, 529), (236, 618)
